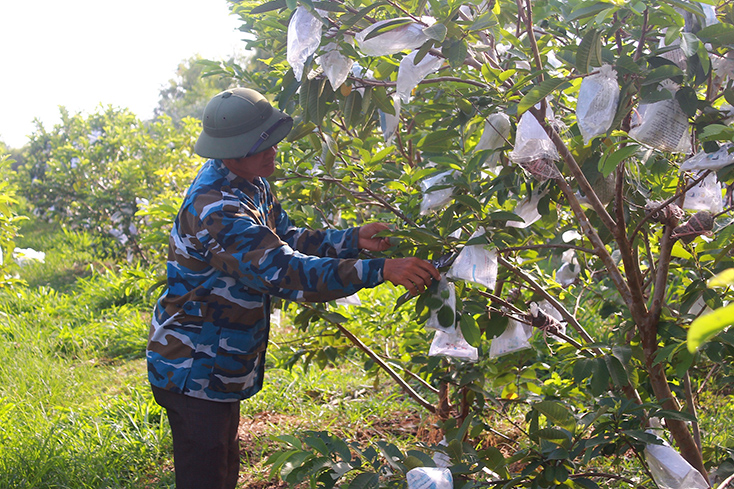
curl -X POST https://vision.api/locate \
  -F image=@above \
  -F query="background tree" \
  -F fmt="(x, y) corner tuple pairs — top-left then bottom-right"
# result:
(155, 55), (239, 126)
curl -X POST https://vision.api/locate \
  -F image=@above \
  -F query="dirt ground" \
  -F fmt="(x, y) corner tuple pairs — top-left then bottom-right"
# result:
(236, 410), (440, 489)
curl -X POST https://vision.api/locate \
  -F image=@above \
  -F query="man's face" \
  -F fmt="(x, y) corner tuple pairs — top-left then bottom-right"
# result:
(223, 145), (278, 182)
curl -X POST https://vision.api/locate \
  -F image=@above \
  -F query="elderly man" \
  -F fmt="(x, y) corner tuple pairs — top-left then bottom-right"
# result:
(147, 87), (439, 489)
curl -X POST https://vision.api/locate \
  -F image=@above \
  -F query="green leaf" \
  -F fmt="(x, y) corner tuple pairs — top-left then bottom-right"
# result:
(534, 401), (576, 431)
(680, 32), (700, 57)
(364, 18), (414, 41)
(347, 473), (380, 489)
(312, 1), (346, 12)
(698, 124), (734, 141)
(343, 91), (363, 128)
(534, 427), (571, 446)
(598, 144), (639, 177)
(517, 78), (571, 115)
(418, 129), (460, 151)
(250, 0), (288, 14)
(423, 23), (447, 42)
(568, 3), (615, 21)
(709, 268), (734, 287)
(604, 354), (629, 387)
(460, 314), (481, 346)
(697, 23), (734, 47)
(573, 358), (595, 383)
(687, 303), (734, 352)
(642, 65), (684, 85)
(371, 87), (395, 115)
(437, 305), (455, 328)
(675, 86), (698, 118)
(576, 28), (602, 73)
(442, 38), (468, 69)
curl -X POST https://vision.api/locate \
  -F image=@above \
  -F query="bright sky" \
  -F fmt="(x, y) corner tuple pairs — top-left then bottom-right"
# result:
(0, 0), (246, 148)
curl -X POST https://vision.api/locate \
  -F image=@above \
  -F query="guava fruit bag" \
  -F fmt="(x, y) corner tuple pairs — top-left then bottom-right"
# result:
(419, 170), (455, 215)
(316, 41), (354, 90)
(475, 113), (511, 171)
(629, 82), (691, 153)
(287, 6), (324, 81)
(397, 50), (443, 103)
(336, 293), (361, 306)
(538, 300), (566, 338)
(379, 93), (401, 144)
(556, 249), (580, 287)
(680, 143), (734, 171)
(489, 318), (532, 358)
(446, 227), (498, 289)
(507, 190), (547, 228)
(509, 106), (562, 181)
(424, 276), (456, 334)
(429, 327), (479, 362)
(644, 433), (709, 489)
(683, 172), (724, 214)
(355, 17), (434, 56)
(576, 64), (619, 144)
(406, 467), (453, 489)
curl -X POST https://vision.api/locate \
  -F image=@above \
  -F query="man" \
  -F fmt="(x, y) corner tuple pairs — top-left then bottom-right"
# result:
(147, 87), (439, 489)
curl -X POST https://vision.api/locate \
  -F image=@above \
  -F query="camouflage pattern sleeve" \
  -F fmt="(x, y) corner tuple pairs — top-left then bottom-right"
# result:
(187, 189), (384, 303)
(273, 200), (360, 259)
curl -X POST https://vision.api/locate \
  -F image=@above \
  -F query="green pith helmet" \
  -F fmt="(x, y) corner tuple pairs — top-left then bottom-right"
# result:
(194, 88), (293, 159)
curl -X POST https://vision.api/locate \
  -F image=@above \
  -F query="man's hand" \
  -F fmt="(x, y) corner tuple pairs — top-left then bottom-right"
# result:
(358, 222), (392, 251)
(383, 258), (440, 295)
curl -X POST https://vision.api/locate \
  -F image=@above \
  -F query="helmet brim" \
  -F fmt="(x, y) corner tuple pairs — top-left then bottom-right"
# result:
(194, 107), (293, 159)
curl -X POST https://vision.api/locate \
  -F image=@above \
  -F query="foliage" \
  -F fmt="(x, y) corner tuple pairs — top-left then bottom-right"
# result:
(14, 106), (201, 262)
(155, 55), (238, 126)
(215, 0), (734, 485)
(0, 153), (28, 288)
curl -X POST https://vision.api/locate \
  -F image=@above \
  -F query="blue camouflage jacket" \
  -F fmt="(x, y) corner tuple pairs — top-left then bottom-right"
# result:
(147, 159), (385, 402)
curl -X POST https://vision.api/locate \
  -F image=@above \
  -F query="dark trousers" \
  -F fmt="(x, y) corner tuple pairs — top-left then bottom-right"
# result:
(152, 385), (241, 489)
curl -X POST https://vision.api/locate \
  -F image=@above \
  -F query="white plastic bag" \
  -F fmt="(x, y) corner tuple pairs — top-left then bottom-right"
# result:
(556, 249), (579, 287)
(489, 318), (532, 358)
(287, 6), (324, 81)
(538, 300), (566, 338)
(446, 227), (498, 289)
(379, 93), (401, 144)
(645, 434), (709, 489)
(406, 467), (453, 489)
(316, 42), (354, 90)
(683, 172), (724, 214)
(629, 83), (691, 153)
(681, 143), (734, 171)
(429, 327), (479, 362)
(425, 276), (456, 334)
(508, 190), (547, 229)
(355, 17), (434, 56)
(509, 106), (562, 181)
(576, 64), (620, 144)
(397, 51), (443, 103)
(420, 171), (454, 215)
(475, 113), (511, 171)
(336, 293), (362, 306)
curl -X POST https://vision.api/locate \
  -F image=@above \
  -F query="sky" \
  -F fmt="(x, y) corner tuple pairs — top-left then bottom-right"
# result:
(0, 0), (247, 148)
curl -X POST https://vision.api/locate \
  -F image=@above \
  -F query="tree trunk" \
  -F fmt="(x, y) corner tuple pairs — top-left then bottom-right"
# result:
(641, 316), (709, 484)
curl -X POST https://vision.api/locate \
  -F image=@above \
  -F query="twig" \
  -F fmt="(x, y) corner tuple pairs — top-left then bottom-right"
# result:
(684, 371), (702, 454)
(633, 8), (650, 62)
(629, 170), (712, 243)
(570, 472), (647, 488)
(499, 243), (597, 255)
(497, 255), (600, 352)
